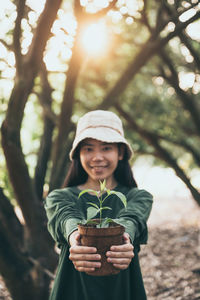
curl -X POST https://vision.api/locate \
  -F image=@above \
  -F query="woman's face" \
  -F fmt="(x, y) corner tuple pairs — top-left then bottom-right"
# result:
(79, 138), (123, 185)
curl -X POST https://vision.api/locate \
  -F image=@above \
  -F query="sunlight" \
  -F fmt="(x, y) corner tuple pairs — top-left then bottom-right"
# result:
(26, 0), (45, 15)
(186, 20), (200, 42)
(179, 72), (195, 90)
(80, 0), (109, 13)
(80, 21), (109, 56)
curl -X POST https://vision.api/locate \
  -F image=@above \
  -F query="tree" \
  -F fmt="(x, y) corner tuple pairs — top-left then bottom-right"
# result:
(0, 0), (200, 299)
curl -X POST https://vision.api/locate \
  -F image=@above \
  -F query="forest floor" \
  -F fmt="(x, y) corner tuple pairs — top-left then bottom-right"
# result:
(0, 193), (200, 300)
(140, 191), (200, 300)
(140, 225), (200, 300)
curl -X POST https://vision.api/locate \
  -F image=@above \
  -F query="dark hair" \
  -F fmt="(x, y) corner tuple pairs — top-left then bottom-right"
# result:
(62, 143), (137, 188)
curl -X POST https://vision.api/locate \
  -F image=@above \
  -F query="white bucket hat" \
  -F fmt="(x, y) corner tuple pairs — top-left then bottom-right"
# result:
(69, 110), (133, 160)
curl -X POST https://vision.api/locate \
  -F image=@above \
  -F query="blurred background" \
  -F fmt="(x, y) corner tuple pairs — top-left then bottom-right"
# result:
(0, 0), (200, 299)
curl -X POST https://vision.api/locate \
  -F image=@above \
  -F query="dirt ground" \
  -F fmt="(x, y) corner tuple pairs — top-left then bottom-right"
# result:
(140, 225), (200, 300)
(0, 194), (200, 300)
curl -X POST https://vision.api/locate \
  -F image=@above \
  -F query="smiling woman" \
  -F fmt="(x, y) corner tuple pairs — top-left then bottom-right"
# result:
(45, 110), (153, 300)
(79, 139), (124, 188)
(80, 21), (110, 56)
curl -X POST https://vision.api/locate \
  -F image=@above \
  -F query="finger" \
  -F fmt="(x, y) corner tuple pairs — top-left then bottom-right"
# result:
(69, 231), (81, 246)
(107, 257), (131, 264)
(74, 260), (101, 270)
(70, 246), (97, 254)
(106, 250), (134, 259)
(75, 233), (81, 243)
(123, 233), (130, 244)
(113, 263), (130, 270)
(69, 253), (101, 261)
(110, 243), (134, 252)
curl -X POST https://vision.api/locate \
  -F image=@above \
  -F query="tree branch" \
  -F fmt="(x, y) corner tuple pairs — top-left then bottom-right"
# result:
(49, 0), (117, 190)
(34, 63), (55, 199)
(115, 103), (200, 206)
(162, 0), (200, 71)
(0, 219), (35, 300)
(140, 0), (199, 39)
(179, 32), (200, 71)
(0, 39), (13, 51)
(159, 50), (200, 136)
(75, 0), (118, 22)
(26, 0), (62, 69)
(98, 9), (200, 110)
(49, 27), (81, 190)
(37, 92), (57, 125)
(1, 0), (62, 260)
(151, 134), (200, 166)
(13, 0), (25, 73)
(0, 188), (23, 247)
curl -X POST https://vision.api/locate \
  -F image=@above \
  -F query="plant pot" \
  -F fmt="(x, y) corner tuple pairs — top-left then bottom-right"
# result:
(78, 220), (125, 276)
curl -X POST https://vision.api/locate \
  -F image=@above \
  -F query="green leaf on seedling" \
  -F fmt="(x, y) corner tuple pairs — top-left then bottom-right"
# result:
(101, 206), (112, 211)
(104, 218), (114, 224)
(78, 189), (98, 198)
(87, 207), (99, 220)
(79, 219), (87, 225)
(78, 179), (127, 228)
(100, 218), (114, 227)
(107, 191), (127, 207)
(87, 202), (99, 209)
(100, 179), (106, 192)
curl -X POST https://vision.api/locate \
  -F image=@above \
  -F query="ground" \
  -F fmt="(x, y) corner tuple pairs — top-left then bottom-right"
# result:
(0, 193), (200, 299)
(140, 226), (200, 300)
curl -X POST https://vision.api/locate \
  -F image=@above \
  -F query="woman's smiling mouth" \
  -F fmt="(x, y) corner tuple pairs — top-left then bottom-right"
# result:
(91, 166), (107, 171)
(91, 165), (106, 168)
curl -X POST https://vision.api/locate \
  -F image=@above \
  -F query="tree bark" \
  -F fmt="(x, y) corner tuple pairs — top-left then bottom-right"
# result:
(49, 27), (82, 189)
(0, 1), (61, 298)
(0, 220), (36, 300)
(34, 65), (55, 199)
(0, 188), (23, 248)
(0, 220), (53, 300)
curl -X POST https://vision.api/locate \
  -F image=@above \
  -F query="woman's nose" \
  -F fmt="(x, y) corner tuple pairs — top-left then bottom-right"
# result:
(92, 151), (103, 161)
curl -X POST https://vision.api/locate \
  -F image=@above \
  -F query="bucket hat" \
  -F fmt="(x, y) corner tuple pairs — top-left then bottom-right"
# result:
(69, 110), (133, 160)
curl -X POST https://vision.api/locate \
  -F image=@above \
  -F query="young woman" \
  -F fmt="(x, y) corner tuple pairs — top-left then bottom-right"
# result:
(45, 110), (153, 300)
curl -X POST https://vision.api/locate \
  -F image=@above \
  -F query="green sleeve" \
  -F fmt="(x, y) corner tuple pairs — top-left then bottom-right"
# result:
(114, 188), (153, 245)
(44, 189), (82, 245)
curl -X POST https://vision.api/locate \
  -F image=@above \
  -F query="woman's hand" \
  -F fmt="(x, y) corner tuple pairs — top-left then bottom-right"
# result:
(106, 232), (134, 270)
(69, 230), (101, 273)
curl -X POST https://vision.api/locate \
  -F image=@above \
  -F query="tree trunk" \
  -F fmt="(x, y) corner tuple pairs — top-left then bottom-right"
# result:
(0, 1), (61, 298)
(0, 218), (53, 300)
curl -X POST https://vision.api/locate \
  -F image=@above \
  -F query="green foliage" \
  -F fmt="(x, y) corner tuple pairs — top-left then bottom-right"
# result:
(78, 180), (127, 228)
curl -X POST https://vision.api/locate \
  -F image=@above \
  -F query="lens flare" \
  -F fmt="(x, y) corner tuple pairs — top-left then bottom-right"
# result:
(80, 21), (109, 56)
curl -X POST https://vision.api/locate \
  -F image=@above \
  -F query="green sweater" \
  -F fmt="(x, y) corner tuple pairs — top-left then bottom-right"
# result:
(45, 185), (153, 300)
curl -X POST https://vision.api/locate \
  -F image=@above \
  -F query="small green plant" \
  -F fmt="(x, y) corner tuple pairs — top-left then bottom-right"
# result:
(78, 179), (127, 228)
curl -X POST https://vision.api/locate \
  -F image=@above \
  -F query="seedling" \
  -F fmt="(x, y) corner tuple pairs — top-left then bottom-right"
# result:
(78, 179), (127, 227)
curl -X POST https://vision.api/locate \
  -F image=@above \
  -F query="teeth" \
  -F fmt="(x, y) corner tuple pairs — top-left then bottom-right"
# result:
(93, 167), (103, 169)
(92, 166), (105, 170)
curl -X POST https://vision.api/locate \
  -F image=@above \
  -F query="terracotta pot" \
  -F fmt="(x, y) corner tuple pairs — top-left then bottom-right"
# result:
(78, 220), (125, 276)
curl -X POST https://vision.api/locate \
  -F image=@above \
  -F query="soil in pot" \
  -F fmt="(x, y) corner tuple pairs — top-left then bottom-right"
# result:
(78, 221), (125, 276)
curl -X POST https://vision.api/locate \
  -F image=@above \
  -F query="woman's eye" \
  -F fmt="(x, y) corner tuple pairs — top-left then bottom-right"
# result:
(103, 146), (112, 151)
(85, 147), (93, 152)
